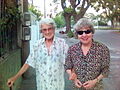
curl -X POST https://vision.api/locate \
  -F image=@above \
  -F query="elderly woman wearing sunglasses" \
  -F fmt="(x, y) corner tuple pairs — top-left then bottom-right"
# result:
(65, 18), (110, 90)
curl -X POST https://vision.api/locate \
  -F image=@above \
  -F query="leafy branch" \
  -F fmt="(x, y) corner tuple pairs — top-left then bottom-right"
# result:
(0, 6), (21, 31)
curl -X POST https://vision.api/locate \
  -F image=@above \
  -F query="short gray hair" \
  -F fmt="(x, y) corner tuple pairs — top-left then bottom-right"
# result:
(39, 18), (56, 30)
(74, 18), (95, 34)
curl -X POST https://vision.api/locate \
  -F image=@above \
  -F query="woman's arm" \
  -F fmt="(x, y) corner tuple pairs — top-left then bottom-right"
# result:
(7, 64), (30, 87)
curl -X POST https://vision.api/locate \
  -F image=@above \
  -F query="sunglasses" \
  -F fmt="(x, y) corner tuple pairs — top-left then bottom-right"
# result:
(76, 30), (92, 35)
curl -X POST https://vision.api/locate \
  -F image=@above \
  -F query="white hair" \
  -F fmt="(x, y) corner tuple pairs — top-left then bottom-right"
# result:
(39, 18), (56, 30)
(74, 18), (95, 34)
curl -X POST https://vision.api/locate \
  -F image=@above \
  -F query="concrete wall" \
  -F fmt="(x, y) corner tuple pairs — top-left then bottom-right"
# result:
(0, 49), (22, 90)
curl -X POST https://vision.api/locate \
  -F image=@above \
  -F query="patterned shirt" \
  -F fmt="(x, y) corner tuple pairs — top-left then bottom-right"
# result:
(65, 40), (110, 90)
(26, 37), (68, 90)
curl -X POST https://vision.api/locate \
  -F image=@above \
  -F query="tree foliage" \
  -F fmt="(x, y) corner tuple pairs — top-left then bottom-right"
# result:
(0, 6), (21, 31)
(59, 0), (99, 33)
(53, 12), (65, 28)
(28, 5), (43, 21)
(53, 0), (120, 32)
(93, 0), (120, 27)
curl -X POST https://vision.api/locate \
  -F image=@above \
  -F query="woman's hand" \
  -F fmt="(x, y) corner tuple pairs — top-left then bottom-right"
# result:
(69, 72), (77, 80)
(74, 79), (82, 88)
(69, 68), (77, 80)
(83, 79), (97, 89)
(7, 76), (16, 87)
(7, 64), (30, 87)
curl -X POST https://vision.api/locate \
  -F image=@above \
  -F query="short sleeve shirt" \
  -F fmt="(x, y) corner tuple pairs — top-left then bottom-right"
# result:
(65, 40), (110, 89)
(26, 37), (68, 90)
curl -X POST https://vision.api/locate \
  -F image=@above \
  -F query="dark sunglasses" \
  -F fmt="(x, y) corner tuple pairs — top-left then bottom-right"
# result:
(76, 30), (92, 35)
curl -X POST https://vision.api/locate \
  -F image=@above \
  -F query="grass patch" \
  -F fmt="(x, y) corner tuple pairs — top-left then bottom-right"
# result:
(95, 26), (120, 30)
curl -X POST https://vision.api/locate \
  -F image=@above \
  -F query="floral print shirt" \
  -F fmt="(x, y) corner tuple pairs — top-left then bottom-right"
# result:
(65, 40), (110, 90)
(26, 37), (68, 90)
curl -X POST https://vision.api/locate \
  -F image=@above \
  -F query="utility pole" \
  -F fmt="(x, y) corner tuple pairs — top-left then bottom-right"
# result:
(21, 0), (30, 65)
(31, 0), (33, 5)
(44, 0), (46, 18)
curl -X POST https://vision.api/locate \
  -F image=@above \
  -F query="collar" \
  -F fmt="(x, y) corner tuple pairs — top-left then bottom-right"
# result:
(41, 36), (57, 45)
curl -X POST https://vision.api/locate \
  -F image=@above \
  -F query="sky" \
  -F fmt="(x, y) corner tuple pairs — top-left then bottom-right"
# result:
(28, 0), (49, 15)
(28, 0), (62, 17)
(28, 0), (103, 17)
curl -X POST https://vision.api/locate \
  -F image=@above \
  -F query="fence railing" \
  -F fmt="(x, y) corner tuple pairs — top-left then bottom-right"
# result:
(0, 0), (19, 58)
(0, 27), (18, 57)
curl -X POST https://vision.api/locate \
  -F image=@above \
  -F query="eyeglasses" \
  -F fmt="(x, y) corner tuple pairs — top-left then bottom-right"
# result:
(76, 30), (92, 35)
(41, 27), (54, 32)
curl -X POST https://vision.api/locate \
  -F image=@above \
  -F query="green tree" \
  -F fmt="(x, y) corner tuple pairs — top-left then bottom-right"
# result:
(60, 0), (96, 33)
(53, 12), (65, 28)
(53, 0), (120, 33)
(93, 0), (120, 27)
(28, 5), (43, 21)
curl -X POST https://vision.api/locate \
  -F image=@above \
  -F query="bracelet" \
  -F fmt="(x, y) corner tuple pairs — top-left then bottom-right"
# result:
(96, 77), (100, 83)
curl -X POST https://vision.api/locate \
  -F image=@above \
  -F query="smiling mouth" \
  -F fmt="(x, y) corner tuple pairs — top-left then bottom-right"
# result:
(82, 38), (89, 41)
(45, 33), (51, 35)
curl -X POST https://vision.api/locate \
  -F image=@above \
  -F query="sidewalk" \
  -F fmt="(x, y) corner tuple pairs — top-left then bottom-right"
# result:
(19, 31), (120, 90)
(18, 67), (37, 90)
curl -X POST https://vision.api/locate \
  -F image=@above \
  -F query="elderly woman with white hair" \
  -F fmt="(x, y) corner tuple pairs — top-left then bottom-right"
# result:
(7, 18), (68, 90)
(65, 18), (110, 90)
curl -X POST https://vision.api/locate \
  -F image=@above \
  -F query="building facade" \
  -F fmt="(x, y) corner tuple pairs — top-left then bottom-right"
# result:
(0, 0), (30, 90)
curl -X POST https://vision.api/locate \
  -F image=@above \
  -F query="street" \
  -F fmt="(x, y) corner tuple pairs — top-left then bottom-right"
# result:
(94, 30), (120, 90)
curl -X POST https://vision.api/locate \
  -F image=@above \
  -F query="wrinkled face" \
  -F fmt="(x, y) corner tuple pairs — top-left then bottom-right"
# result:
(76, 27), (93, 45)
(41, 24), (55, 40)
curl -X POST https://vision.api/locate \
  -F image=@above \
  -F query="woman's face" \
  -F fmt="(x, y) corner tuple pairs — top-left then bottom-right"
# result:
(41, 24), (55, 40)
(77, 27), (93, 45)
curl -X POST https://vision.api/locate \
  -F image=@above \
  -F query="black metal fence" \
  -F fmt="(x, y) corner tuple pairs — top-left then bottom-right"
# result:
(0, 0), (18, 57)
(0, 27), (18, 57)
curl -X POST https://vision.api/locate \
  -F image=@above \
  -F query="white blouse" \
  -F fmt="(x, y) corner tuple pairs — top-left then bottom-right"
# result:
(26, 37), (68, 90)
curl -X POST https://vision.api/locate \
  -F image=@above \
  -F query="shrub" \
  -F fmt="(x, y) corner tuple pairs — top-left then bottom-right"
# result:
(67, 30), (74, 38)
